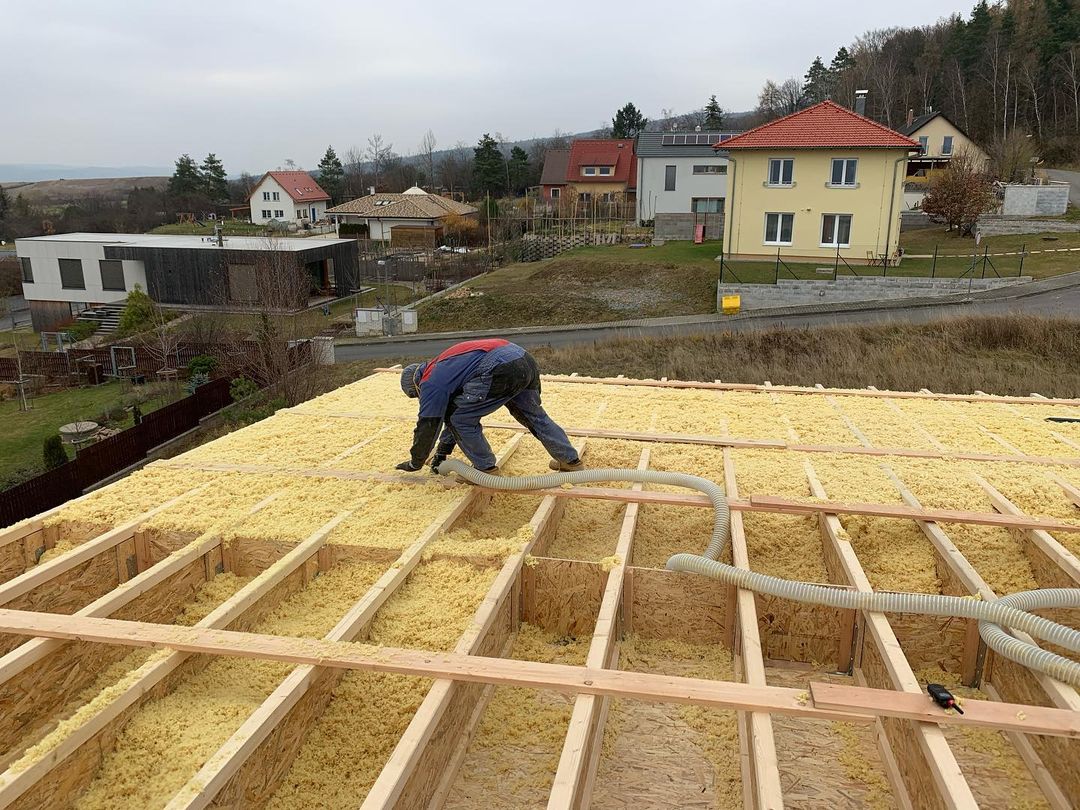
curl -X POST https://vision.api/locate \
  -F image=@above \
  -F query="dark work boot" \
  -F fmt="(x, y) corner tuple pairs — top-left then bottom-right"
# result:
(548, 458), (584, 472)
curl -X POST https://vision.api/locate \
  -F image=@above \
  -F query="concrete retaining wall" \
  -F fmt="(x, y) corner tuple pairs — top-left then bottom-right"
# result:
(976, 216), (1080, 237)
(717, 275), (1031, 310)
(1000, 183), (1069, 216)
(654, 213), (724, 241)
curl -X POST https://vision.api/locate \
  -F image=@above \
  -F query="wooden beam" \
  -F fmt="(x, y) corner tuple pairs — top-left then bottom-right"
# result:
(0, 483), (210, 606)
(0, 507), (357, 809)
(724, 446), (784, 810)
(161, 435), (528, 810)
(1051, 473), (1080, 509)
(369, 368), (1080, 406)
(803, 462), (978, 810)
(546, 447), (649, 810)
(362, 434), (587, 810)
(0, 609), (1075, 737)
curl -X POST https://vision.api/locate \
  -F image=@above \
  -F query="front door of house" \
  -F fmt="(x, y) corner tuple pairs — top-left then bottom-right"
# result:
(311, 206), (317, 222)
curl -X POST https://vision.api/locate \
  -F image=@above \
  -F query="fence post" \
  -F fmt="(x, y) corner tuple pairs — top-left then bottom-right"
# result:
(775, 247), (780, 284)
(1018, 243), (1026, 277)
(834, 245), (839, 280)
(931, 245), (937, 279)
(981, 245), (988, 279)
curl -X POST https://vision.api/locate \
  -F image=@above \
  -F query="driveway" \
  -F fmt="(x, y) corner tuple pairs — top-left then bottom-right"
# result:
(334, 282), (1080, 362)
(1046, 169), (1080, 207)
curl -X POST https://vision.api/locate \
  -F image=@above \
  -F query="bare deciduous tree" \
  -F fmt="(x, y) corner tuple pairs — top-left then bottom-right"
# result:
(419, 130), (437, 190)
(366, 134), (393, 192)
(920, 149), (996, 235)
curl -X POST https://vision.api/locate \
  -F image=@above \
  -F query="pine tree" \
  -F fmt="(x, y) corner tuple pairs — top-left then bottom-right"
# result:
(803, 57), (832, 104)
(471, 134), (505, 196)
(703, 96), (725, 129)
(316, 145), (345, 202)
(42, 435), (67, 470)
(507, 146), (530, 195)
(0, 185), (8, 220)
(829, 46), (855, 74)
(611, 102), (648, 138)
(168, 154), (203, 196)
(200, 153), (229, 203)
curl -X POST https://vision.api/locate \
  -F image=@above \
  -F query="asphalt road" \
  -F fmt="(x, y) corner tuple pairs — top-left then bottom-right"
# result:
(1046, 168), (1080, 207)
(334, 283), (1080, 362)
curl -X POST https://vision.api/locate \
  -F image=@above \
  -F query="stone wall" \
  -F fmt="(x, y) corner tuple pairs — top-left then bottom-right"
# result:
(654, 213), (724, 241)
(716, 275), (1030, 310)
(976, 216), (1080, 237)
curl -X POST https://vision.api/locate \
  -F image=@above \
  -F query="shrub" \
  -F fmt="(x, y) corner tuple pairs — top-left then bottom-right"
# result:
(338, 222), (368, 238)
(230, 376), (259, 402)
(186, 371), (210, 395)
(42, 435), (68, 469)
(118, 284), (155, 334)
(187, 354), (218, 377)
(64, 320), (99, 342)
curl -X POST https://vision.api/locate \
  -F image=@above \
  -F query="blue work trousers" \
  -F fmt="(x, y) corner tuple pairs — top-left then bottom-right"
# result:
(438, 347), (578, 470)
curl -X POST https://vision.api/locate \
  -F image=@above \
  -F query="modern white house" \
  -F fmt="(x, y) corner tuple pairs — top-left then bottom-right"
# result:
(247, 171), (332, 226)
(635, 130), (739, 239)
(16, 232), (359, 331)
(326, 187), (478, 244)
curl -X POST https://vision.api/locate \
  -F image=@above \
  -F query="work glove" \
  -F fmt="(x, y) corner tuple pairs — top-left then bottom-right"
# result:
(429, 453), (448, 474)
(395, 460), (421, 472)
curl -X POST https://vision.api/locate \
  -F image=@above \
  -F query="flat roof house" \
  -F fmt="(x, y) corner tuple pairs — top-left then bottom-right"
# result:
(326, 187), (478, 245)
(248, 171), (332, 227)
(720, 100), (919, 264)
(16, 232), (359, 331)
(635, 130), (740, 240)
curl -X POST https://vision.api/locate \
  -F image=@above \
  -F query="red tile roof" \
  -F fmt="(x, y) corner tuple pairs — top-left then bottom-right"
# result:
(566, 139), (637, 188)
(250, 171), (331, 202)
(716, 101), (920, 150)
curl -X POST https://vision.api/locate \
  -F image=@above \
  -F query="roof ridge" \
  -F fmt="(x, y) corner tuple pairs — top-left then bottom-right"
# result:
(717, 100), (918, 150)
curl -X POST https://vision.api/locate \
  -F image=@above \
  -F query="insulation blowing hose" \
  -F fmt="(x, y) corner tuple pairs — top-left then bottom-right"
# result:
(436, 460), (1080, 688)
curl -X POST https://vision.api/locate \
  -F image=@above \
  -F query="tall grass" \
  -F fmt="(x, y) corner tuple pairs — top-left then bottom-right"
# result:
(528, 316), (1080, 397)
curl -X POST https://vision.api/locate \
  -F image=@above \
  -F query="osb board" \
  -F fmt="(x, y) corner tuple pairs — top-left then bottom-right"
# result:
(0, 555), (210, 763)
(628, 566), (729, 645)
(208, 665), (341, 808)
(317, 543), (406, 570)
(224, 537), (300, 578)
(140, 527), (200, 568)
(889, 612), (967, 674)
(861, 632), (946, 810)
(523, 558), (605, 638)
(766, 666), (894, 808)
(987, 652), (1080, 800)
(394, 588), (516, 809)
(12, 561), (318, 810)
(754, 593), (852, 669)
(0, 552), (120, 656)
(0, 543), (29, 589)
(1018, 532), (1078, 591)
(529, 499), (568, 559)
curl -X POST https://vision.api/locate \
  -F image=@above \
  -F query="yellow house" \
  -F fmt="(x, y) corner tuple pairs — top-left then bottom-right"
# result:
(720, 101), (919, 264)
(899, 110), (988, 182)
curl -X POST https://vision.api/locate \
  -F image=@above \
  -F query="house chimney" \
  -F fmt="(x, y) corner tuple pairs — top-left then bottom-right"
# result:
(906, 108), (915, 127)
(854, 90), (868, 116)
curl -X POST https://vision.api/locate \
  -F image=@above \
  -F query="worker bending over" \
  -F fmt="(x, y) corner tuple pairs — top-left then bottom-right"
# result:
(396, 339), (582, 474)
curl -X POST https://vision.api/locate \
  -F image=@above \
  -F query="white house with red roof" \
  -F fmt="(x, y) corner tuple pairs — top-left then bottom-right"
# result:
(248, 170), (332, 227)
(720, 100), (919, 264)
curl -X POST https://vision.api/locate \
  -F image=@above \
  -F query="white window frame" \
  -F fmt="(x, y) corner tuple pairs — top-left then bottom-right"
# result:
(767, 158), (794, 187)
(582, 166), (597, 176)
(691, 197), (724, 214)
(819, 213), (852, 248)
(262, 191), (271, 201)
(274, 209), (285, 218)
(550, 187), (561, 199)
(598, 166), (612, 176)
(942, 135), (954, 155)
(261, 209), (272, 218)
(272, 191), (280, 201)
(829, 158), (858, 187)
(763, 212), (794, 246)
(692, 164), (727, 175)
(578, 192), (592, 203)
(918, 136), (929, 155)
(600, 191), (616, 203)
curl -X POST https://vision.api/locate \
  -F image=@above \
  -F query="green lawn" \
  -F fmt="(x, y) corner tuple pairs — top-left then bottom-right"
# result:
(0, 381), (179, 485)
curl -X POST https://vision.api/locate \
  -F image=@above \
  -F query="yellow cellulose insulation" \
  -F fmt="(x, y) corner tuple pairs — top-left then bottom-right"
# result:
(266, 559), (500, 808)
(592, 636), (740, 810)
(444, 624), (588, 808)
(547, 440), (641, 562)
(915, 668), (1048, 809)
(771, 393), (862, 446)
(10, 571), (253, 780)
(888, 458), (1040, 595)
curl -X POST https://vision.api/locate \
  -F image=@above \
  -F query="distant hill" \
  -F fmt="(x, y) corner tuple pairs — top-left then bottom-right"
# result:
(0, 176), (169, 204)
(0, 164), (172, 182)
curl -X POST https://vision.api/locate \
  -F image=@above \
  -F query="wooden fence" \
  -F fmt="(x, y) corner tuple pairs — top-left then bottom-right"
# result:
(0, 377), (233, 527)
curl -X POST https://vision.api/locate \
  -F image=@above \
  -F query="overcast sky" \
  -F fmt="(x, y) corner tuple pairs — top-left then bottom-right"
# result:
(5, 0), (977, 173)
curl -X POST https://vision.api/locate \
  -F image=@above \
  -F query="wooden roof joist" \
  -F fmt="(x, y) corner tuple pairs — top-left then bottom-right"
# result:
(0, 609), (1074, 739)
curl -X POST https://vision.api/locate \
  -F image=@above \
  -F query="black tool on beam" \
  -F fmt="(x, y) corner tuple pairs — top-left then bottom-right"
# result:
(1046, 417), (1080, 424)
(927, 683), (964, 714)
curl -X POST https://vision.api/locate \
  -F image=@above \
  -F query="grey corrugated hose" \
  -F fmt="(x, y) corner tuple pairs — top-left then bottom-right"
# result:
(437, 460), (1080, 688)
